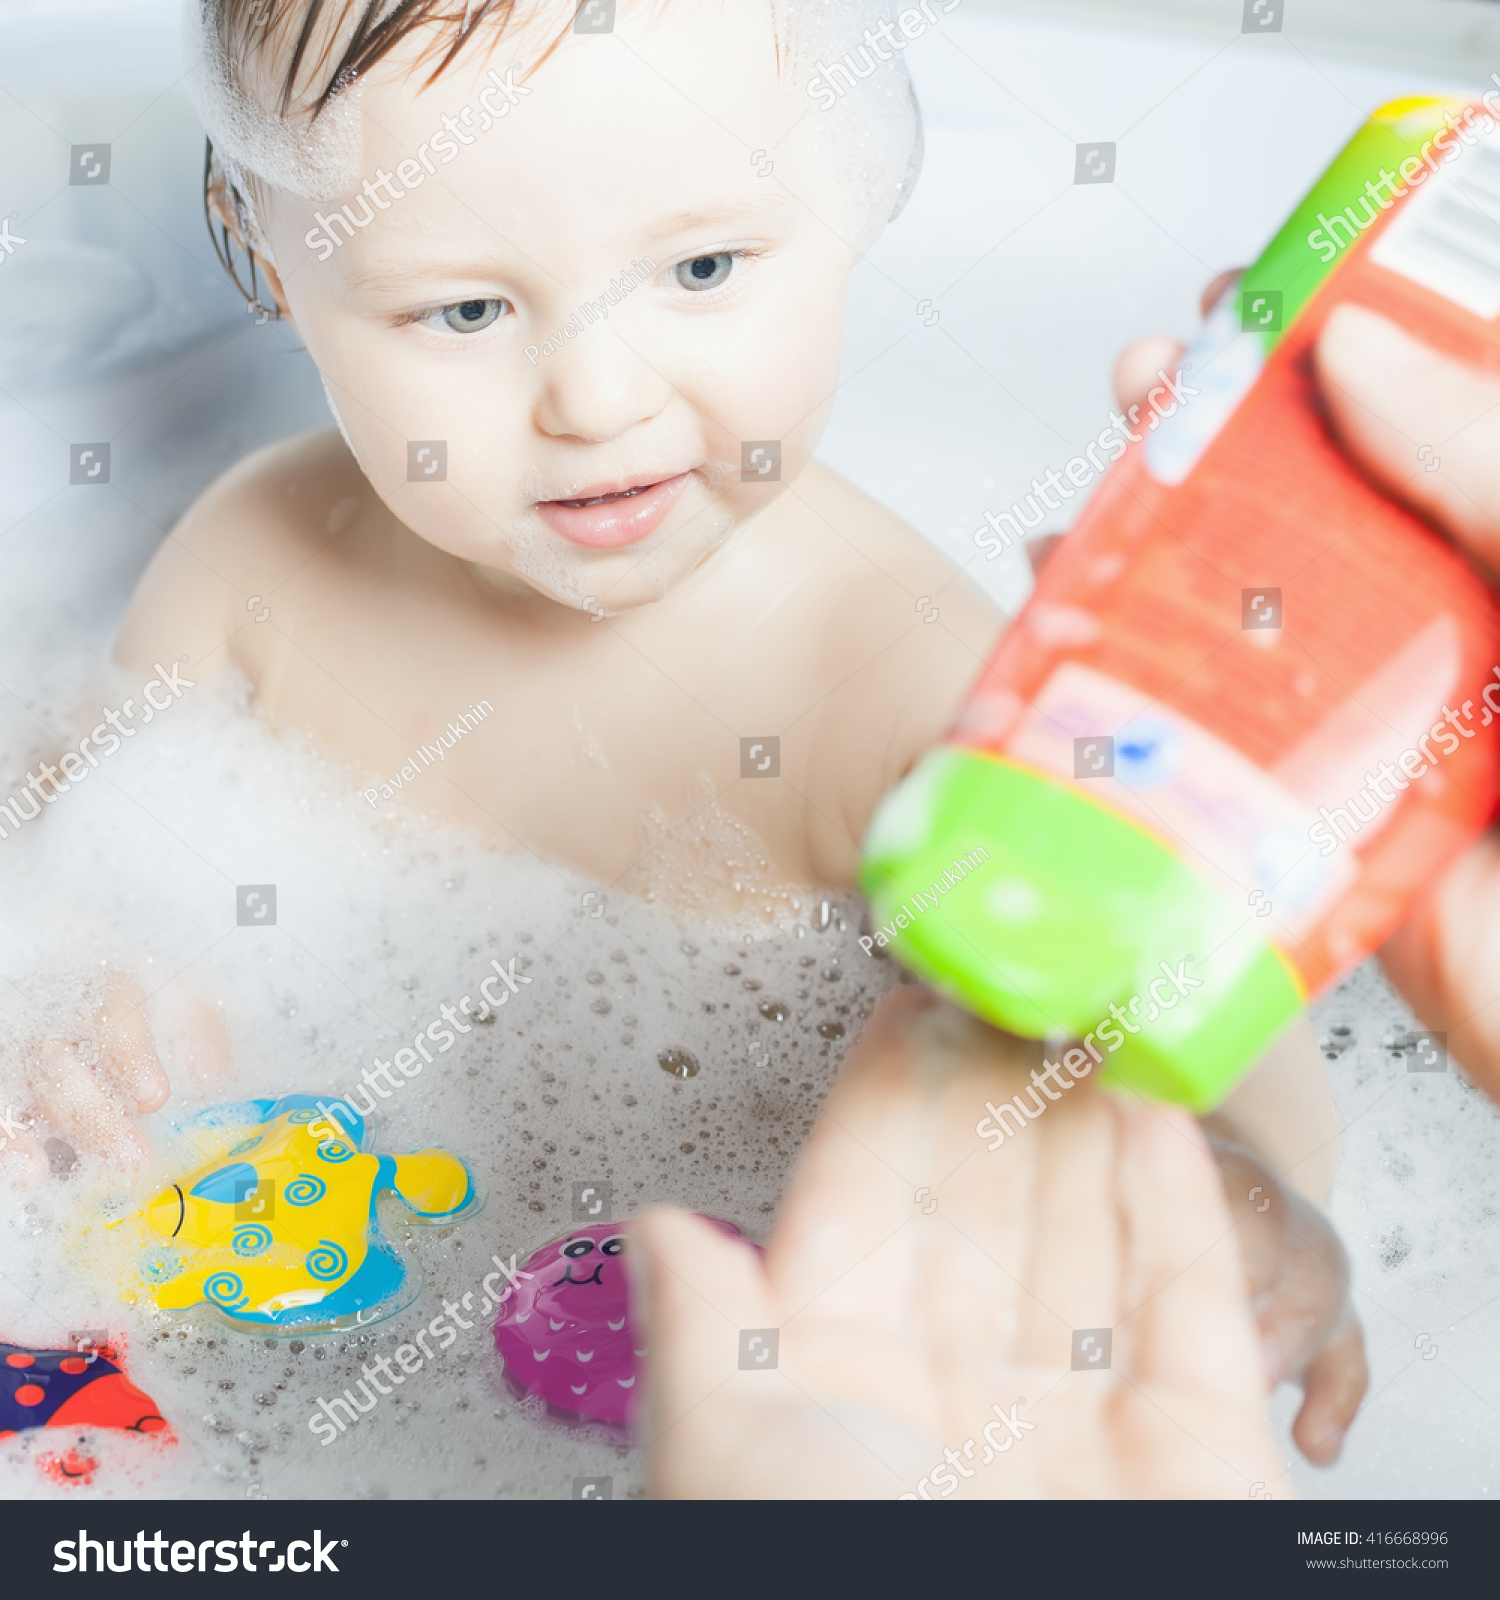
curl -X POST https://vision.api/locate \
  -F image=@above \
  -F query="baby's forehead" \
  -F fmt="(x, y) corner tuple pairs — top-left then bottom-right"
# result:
(193, 0), (920, 271)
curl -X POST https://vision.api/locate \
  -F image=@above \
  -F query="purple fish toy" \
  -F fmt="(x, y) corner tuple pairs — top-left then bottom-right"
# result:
(493, 1217), (753, 1439)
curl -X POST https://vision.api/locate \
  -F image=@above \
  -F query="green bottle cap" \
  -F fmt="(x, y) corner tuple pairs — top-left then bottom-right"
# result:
(860, 748), (1305, 1111)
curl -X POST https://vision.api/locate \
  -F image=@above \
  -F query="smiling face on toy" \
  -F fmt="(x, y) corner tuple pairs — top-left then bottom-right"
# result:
(493, 1215), (753, 1438)
(492, 1222), (638, 1436)
(553, 1230), (627, 1293)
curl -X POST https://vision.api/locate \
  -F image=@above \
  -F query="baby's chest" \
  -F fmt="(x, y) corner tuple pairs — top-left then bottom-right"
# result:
(250, 593), (822, 883)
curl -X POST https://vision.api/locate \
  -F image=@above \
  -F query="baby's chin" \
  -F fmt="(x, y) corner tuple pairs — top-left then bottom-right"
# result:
(467, 506), (739, 615)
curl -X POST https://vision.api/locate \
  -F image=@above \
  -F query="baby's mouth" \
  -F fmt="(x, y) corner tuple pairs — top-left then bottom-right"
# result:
(536, 473), (689, 550)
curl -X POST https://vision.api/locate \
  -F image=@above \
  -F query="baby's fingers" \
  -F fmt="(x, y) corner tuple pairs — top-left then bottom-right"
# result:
(0, 1132), (53, 1188)
(89, 975), (168, 1112)
(1291, 1314), (1368, 1466)
(30, 1038), (150, 1166)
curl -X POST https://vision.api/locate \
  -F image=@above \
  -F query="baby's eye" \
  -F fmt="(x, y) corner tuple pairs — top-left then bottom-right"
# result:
(600, 1236), (625, 1256)
(417, 298), (508, 335)
(674, 253), (735, 292)
(561, 1239), (595, 1259)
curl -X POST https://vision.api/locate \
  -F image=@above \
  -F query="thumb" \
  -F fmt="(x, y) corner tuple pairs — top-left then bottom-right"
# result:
(1315, 304), (1500, 574)
(629, 1207), (772, 1492)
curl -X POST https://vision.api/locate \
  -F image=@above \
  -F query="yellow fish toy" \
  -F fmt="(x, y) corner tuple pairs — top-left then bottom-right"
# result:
(138, 1094), (478, 1335)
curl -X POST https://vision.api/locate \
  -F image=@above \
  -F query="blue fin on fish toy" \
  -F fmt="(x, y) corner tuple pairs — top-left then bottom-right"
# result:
(137, 1094), (479, 1335)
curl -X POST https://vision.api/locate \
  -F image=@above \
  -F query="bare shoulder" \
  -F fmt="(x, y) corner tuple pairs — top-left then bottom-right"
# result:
(787, 459), (999, 657)
(114, 430), (373, 678)
(781, 461), (1006, 885)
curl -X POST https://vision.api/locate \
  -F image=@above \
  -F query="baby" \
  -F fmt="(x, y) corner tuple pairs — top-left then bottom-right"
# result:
(33, 0), (1364, 1467)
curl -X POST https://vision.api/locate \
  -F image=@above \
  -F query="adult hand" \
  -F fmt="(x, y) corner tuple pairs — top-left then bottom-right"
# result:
(1314, 304), (1500, 1099)
(1116, 286), (1500, 1098)
(631, 988), (1283, 1499)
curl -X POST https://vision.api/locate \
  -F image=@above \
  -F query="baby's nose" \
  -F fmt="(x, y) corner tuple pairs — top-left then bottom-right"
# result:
(531, 331), (669, 445)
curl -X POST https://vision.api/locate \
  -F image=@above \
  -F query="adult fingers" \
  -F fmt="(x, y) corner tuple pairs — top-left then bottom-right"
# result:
(1113, 1099), (1282, 1492)
(1316, 304), (1500, 574)
(1114, 1099), (1267, 1409)
(630, 1205), (805, 1499)
(1380, 830), (1500, 1105)
(1114, 336), (1184, 416)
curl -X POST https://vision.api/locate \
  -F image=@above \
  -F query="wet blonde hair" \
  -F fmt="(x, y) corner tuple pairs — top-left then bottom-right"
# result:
(190, 0), (921, 309)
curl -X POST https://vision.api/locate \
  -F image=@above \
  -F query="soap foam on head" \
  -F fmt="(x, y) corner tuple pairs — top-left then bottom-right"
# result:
(184, 0), (923, 264)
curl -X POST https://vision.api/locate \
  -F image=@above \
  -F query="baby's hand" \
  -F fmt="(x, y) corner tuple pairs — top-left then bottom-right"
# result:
(1206, 1130), (1367, 1466)
(2, 974), (170, 1183)
(632, 989), (1283, 1499)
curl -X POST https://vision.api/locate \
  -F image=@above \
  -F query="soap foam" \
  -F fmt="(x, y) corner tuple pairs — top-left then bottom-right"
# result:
(184, 0), (923, 262)
(0, 671), (893, 1499)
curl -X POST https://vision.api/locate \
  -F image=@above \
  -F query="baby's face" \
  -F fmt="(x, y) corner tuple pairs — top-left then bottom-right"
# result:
(260, 1), (854, 613)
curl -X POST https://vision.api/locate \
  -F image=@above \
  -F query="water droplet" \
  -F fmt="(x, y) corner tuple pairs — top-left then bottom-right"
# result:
(759, 1001), (789, 1022)
(723, 964), (741, 976)
(658, 1048), (700, 1079)
(680, 941), (698, 956)
(680, 1142), (696, 1154)
(742, 978), (762, 991)
(817, 1021), (846, 1039)
(586, 971), (605, 985)
(254, 1391), (277, 1407)
(821, 965), (841, 982)
(591, 997), (612, 1015)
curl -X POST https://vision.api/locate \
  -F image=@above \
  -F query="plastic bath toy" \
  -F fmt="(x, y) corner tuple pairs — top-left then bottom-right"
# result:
(493, 1216), (753, 1438)
(1, 1338), (169, 1485)
(139, 1093), (478, 1335)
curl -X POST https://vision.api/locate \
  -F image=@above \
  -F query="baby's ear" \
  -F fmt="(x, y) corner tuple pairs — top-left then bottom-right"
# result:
(205, 150), (291, 322)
